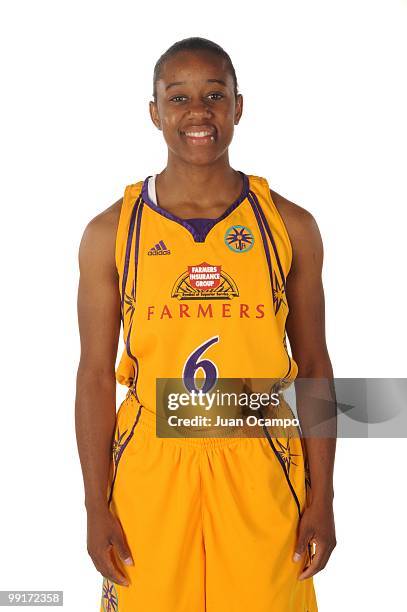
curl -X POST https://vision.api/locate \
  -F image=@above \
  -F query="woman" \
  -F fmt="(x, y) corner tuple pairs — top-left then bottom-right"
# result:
(76, 37), (336, 611)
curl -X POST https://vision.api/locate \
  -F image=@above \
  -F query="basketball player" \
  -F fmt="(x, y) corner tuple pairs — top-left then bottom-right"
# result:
(75, 37), (336, 611)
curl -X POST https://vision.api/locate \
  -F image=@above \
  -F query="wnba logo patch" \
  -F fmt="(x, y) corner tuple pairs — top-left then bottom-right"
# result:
(224, 225), (254, 253)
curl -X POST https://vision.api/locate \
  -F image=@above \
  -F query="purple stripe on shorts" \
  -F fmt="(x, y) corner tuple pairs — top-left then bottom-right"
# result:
(259, 407), (301, 517)
(108, 403), (143, 506)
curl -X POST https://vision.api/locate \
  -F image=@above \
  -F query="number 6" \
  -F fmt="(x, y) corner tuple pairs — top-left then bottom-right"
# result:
(182, 336), (219, 393)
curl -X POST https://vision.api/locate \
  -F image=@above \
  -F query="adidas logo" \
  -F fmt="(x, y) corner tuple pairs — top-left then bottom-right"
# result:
(148, 240), (171, 256)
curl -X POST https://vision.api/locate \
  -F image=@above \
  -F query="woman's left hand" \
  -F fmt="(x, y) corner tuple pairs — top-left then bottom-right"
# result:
(293, 500), (337, 580)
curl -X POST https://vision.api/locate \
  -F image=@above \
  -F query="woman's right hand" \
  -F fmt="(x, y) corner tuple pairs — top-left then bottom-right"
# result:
(86, 504), (134, 586)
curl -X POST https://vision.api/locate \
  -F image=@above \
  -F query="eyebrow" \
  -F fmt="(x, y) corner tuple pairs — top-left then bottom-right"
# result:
(165, 78), (227, 91)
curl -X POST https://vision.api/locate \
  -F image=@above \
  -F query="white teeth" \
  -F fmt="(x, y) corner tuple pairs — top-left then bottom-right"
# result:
(185, 131), (214, 137)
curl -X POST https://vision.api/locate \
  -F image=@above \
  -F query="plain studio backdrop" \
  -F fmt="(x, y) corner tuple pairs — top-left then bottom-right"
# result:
(1, 1), (406, 610)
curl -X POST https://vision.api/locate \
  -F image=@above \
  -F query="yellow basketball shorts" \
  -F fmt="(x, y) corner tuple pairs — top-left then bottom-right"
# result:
(100, 393), (317, 611)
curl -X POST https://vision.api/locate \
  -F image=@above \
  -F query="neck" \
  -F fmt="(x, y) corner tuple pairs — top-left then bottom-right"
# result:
(156, 153), (241, 208)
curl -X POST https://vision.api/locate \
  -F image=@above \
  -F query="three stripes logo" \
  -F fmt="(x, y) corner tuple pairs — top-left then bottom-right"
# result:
(148, 240), (171, 256)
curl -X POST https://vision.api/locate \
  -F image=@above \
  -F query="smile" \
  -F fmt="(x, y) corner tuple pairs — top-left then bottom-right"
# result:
(180, 125), (217, 144)
(184, 130), (214, 137)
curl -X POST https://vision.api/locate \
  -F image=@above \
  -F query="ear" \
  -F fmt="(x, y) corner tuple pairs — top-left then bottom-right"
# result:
(234, 93), (243, 126)
(149, 100), (162, 130)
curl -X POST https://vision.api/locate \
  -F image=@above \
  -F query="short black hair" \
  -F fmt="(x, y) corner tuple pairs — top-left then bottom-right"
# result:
(152, 37), (238, 100)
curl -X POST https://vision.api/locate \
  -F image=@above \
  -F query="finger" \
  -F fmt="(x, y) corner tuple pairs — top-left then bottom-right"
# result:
(293, 527), (314, 563)
(111, 531), (134, 566)
(93, 548), (130, 586)
(98, 561), (129, 586)
(101, 569), (128, 587)
(298, 540), (331, 580)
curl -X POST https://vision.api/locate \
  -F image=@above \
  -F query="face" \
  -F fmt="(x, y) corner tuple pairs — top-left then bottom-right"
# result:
(150, 50), (243, 166)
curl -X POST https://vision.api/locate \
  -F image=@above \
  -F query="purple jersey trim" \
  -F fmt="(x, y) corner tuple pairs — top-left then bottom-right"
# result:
(184, 217), (216, 235)
(141, 171), (249, 243)
(121, 201), (144, 396)
(248, 190), (275, 297)
(121, 195), (141, 319)
(253, 189), (287, 289)
(129, 202), (144, 397)
(284, 355), (293, 379)
(133, 200), (144, 294)
(248, 190), (292, 379)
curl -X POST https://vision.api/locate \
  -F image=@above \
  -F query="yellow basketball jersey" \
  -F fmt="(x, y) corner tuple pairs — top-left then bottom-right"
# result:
(115, 172), (298, 413)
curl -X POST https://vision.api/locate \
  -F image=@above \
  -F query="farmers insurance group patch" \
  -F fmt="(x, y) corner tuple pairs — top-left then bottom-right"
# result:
(171, 262), (239, 300)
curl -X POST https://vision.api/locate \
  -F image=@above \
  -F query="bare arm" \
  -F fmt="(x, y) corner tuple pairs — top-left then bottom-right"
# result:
(75, 199), (132, 585)
(273, 190), (337, 580)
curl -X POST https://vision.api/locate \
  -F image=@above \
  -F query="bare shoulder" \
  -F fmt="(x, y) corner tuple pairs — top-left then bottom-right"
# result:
(269, 188), (323, 256)
(78, 198), (123, 270)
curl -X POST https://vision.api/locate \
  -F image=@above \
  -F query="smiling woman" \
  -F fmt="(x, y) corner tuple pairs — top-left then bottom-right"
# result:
(149, 39), (243, 174)
(76, 36), (336, 612)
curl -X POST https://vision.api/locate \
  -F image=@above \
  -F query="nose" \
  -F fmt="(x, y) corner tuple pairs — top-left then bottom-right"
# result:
(186, 98), (213, 117)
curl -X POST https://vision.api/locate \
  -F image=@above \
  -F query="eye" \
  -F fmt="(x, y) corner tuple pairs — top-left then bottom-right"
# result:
(207, 92), (224, 101)
(170, 95), (188, 103)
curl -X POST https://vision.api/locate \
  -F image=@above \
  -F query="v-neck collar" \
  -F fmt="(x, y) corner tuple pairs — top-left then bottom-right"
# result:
(141, 171), (250, 243)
